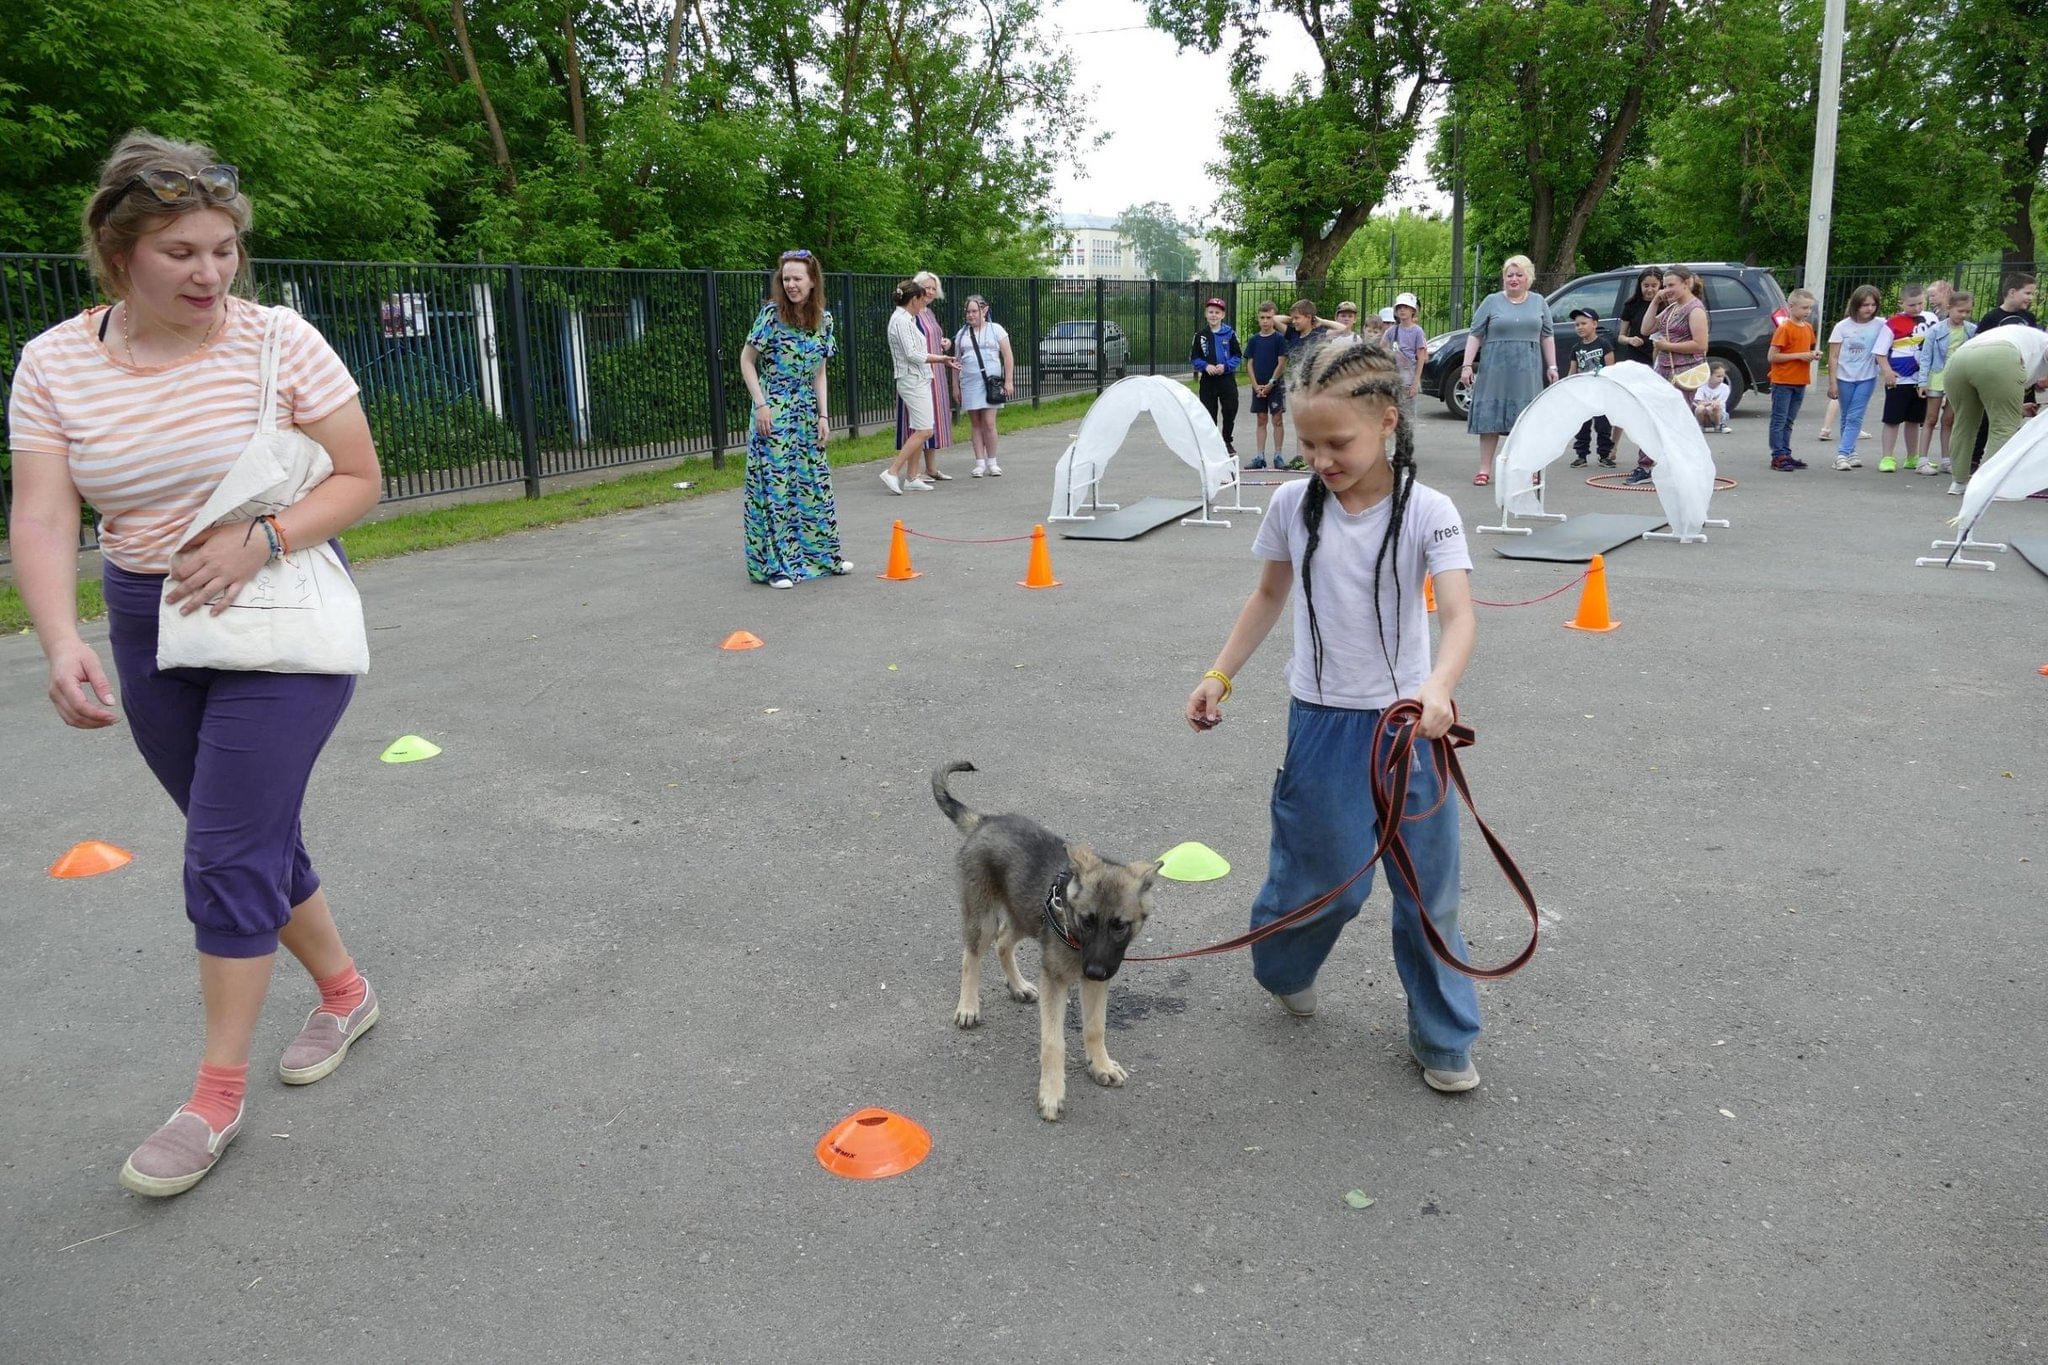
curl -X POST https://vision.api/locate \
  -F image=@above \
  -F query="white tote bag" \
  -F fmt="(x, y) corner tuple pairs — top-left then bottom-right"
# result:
(155, 306), (370, 675)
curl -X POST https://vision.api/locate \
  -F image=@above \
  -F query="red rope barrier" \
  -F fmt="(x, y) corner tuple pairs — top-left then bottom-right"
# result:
(901, 527), (1036, 545)
(1470, 569), (1592, 609)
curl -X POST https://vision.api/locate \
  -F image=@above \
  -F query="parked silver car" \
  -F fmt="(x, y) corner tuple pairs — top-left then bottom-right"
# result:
(1036, 320), (1129, 381)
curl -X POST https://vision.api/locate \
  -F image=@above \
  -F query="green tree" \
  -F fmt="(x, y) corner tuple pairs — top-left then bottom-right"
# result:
(1941, 0), (2048, 263)
(1432, 0), (1679, 290)
(1147, 0), (1449, 289)
(1326, 208), (1456, 282)
(1113, 202), (1199, 280)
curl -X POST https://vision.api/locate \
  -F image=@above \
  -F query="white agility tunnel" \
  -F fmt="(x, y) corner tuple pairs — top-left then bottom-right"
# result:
(1486, 361), (1725, 543)
(1918, 407), (2048, 570)
(1047, 375), (1256, 528)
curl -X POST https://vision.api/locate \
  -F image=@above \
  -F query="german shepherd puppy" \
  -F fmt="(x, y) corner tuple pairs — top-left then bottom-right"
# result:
(933, 761), (1161, 1121)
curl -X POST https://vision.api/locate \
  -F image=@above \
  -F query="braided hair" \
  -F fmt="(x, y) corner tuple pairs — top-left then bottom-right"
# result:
(1285, 335), (1419, 697)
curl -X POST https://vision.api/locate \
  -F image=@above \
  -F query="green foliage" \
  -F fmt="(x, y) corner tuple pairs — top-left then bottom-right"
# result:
(0, 0), (1084, 273)
(363, 384), (520, 477)
(1114, 203), (1200, 281)
(1148, 0), (1446, 286)
(1326, 210), (1457, 281)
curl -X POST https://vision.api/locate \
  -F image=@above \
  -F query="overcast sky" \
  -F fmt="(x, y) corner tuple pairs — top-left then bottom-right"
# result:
(1045, 0), (1447, 224)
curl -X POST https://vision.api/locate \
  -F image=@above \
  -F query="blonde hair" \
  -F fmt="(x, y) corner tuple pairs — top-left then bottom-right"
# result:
(82, 131), (253, 300)
(1787, 288), (1816, 307)
(1502, 254), (1536, 280)
(913, 271), (944, 301)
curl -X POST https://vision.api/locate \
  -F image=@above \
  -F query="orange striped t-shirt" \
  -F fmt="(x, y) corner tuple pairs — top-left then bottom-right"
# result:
(7, 297), (360, 573)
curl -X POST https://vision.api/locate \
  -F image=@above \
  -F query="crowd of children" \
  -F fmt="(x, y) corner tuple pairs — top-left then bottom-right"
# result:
(1199, 271), (2041, 495)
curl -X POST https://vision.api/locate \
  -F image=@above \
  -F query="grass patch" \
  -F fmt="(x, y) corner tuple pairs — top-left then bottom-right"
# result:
(2, 390), (1106, 635)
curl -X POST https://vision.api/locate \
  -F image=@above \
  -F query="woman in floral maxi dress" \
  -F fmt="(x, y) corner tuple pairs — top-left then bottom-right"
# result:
(738, 250), (849, 588)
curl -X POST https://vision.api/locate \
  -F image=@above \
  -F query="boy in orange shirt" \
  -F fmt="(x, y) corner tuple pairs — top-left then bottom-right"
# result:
(1768, 288), (1820, 472)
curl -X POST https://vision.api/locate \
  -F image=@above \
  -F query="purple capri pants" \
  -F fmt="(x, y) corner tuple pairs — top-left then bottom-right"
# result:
(102, 561), (356, 959)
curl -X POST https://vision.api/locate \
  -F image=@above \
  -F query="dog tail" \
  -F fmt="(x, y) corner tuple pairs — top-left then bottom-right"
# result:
(932, 761), (983, 834)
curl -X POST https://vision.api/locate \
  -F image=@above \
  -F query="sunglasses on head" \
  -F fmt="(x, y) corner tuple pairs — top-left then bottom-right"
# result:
(127, 165), (240, 208)
(780, 249), (814, 262)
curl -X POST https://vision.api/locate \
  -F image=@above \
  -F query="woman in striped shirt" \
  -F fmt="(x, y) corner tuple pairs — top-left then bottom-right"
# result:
(7, 133), (385, 1198)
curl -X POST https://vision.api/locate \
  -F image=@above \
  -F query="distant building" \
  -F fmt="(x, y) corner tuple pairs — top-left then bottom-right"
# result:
(1055, 212), (1295, 284)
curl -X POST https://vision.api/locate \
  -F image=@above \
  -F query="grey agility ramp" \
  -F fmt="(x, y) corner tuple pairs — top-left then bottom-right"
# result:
(1492, 512), (1669, 563)
(1057, 497), (1205, 541)
(2011, 537), (2048, 579)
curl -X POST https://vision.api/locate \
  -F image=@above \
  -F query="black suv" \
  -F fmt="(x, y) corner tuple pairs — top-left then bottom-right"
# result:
(1420, 263), (1788, 419)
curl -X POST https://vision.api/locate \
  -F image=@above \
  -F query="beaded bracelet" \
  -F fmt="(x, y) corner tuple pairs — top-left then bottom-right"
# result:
(253, 517), (282, 562)
(1201, 669), (1233, 702)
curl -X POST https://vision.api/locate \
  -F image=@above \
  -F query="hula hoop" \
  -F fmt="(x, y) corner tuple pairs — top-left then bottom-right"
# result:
(1584, 473), (1740, 492)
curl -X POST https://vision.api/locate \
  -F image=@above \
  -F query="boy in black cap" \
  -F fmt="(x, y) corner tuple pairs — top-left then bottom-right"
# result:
(1191, 297), (1242, 455)
(1564, 306), (1617, 468)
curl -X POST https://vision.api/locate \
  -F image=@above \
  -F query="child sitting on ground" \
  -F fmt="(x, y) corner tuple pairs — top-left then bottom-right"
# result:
(1693, 362), (1732, 432)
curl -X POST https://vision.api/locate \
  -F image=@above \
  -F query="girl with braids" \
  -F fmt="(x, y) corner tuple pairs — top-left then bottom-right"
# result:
(1185, 337), (1486, 1094)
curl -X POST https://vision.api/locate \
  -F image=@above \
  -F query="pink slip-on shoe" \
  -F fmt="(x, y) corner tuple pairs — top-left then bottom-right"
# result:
(120, 1105), (243, 1198)
(279, 981), (380, 1085)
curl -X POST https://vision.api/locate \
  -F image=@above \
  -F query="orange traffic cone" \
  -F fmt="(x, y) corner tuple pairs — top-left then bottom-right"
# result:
(1563, 554), (1619, 633)
(50, 840), (134, 879)
(877, 520), (920, 581)
(1424, 573), (1437, 614)
(720, 630), (764, 651)
(1018, 524), (1061, 589)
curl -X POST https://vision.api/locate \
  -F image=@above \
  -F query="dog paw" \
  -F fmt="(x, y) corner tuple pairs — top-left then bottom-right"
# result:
(1037, 1087), (1066, 1122)
(1088, 1058), (1129, 1088)
(953, 1006), (982, 1029)
(1008, 981), (1040, 1004)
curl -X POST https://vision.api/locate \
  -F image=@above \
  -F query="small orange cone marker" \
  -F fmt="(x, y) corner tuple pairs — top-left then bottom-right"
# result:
(1563, 553), (1619, 633)
(816, 1107), (932, 1179)
(1424, 573), (1437, 614)
(878, 520), (920, 581)
(1018, 524), (1061, 589)
(50, 840), (134, 879)
(720, 630), (764, 651)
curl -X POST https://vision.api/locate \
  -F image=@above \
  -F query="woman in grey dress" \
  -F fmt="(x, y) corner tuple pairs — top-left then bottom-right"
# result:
(1459, 254), (1559, 484)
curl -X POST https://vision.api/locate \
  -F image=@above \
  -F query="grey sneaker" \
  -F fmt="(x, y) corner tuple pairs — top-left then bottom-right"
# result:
(1421, 1061), (1480, 1093)
(119, 1105), (243, 1198)
(1271, 985), (1318, 1017)
(279, 982), (379, 1085)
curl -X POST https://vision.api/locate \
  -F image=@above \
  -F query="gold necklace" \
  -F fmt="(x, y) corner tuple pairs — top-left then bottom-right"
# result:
(121, 297), (227, 367)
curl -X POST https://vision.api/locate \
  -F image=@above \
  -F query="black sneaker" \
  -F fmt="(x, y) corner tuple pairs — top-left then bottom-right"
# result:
(1623, 466), (1653, 486)
(1569, 455), (1589, 468)
(1770, 455), (1798, 472)
(1788, 457), (1808, 470)
(1246, 457), (1268, 470)
(1598, 455), (1618, 468)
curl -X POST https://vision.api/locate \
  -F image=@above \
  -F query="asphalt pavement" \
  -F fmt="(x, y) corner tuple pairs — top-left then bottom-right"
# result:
(2, 396), (2043, 1363)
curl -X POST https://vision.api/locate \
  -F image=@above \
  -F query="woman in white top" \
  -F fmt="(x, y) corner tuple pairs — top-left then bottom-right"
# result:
(880, 279), (956, 495)
(951, 295), (1015, 477)
(1942, 322), (2048, 491)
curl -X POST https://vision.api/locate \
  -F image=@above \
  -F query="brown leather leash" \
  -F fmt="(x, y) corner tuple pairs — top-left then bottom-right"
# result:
(1127, 700), (1540, 980)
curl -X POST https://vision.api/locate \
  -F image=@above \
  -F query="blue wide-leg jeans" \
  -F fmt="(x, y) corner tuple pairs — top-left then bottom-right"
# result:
(1248, 698), (1482, 1070)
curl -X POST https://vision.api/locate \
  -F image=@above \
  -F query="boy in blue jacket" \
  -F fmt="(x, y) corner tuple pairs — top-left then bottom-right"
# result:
(1191, 297), (1242, 455)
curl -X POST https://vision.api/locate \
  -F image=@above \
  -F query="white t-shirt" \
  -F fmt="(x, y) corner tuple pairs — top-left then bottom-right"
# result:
(954, 322), (1009, 385)
(1694, 381), (1731, 408)
(1956, 323), (2048, 386)
(1828, 317), (1888, 382)
(1252, 478), (1472, 710)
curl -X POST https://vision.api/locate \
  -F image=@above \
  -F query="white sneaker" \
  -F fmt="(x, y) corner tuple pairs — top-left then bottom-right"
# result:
(1422, 1061), (1481, 1093)
(1271, 986), (1317, 1018)
(971, 461), (987, 477)
(1949, 481), (1964, 495)
(1835, 457), (1854, 471)
(880, 471), (903, 495)
(905, 478), (933, 491)
(1919, 459), (1943, 476)
(987, 461), (1003, 477)
(1849, 456), (1863, 467)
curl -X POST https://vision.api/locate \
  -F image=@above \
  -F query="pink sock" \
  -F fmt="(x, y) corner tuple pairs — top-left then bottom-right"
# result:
(315, 961), (366, 1018)
(182, 1061), (247, 1132)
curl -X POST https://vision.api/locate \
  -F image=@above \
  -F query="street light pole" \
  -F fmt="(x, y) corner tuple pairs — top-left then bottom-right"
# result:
(1803, 0), (1846, 301)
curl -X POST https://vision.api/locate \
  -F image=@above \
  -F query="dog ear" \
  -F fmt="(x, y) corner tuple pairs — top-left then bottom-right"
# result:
(1129, 859), (1161, 885)
(1066, 843), (1102, 872)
